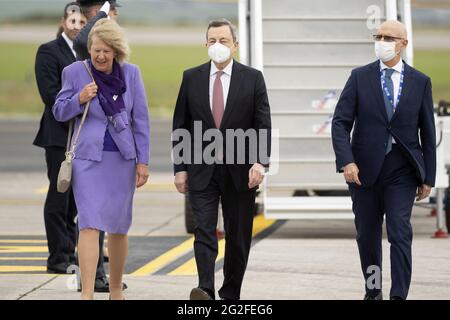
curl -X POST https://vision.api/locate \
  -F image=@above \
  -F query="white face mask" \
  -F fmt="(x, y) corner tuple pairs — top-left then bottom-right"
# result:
(375, 40), (399, 62)
(208, 42), (231, 64)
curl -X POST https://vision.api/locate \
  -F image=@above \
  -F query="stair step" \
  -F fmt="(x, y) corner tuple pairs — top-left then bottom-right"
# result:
(265, 63), (360, 67)
(264, 197), (353, 220)
(271, 110), (333, 115)
(272, 113), (334, 136)
(263, 18), (383, 41)
(266, 182), (347, 190)
(265, 66), (353, 89)
(267, 162), (344, 186)
(268, 89), (341, 112)
(276, 137), (335, 159)
(263, 16), (381, 21)
(263, 43), (374, 65)
(264, 39), (373, 44)
(262, 0), (385, 18)
(266, 197), (352, 210)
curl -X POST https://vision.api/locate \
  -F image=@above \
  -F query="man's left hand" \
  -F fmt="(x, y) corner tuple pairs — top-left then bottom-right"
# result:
(248, 163), (265, 189)
(416, 184), (432, 201)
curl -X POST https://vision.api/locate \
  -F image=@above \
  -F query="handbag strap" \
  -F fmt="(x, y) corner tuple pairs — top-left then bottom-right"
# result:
(65, 120), (73, 153)
(83, 59), (95, 82)
(67, 60), (96, 158)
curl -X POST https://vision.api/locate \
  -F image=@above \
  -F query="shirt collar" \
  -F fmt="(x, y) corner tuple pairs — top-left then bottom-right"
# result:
(210, 59), (233, 77)
(61, 32), (73, 48)
(61, 32), (74, 50)
(379, 58), (403, 74)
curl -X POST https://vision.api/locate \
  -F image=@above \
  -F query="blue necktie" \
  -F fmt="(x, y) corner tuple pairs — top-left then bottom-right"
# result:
(383, 68), (395, 154)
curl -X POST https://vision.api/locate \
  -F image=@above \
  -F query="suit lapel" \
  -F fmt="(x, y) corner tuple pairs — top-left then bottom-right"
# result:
(198, 62), (216, 128)
(368, 60), (389, 122)
(57, 35), (76, 64)
(220, 60), (243, 130)
(390, 62), (415, 123)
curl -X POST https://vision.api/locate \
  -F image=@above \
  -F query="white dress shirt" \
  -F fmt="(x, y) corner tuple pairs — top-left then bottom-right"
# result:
(209, 59), (233, 111)
(61, 32), (77, 58)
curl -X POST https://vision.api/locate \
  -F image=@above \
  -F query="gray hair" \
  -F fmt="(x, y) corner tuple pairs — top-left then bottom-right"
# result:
(206, 18), (237, 43)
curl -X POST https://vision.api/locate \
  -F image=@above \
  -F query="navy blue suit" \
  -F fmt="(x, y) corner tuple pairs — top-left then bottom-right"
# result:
(332, 60), (436, 299)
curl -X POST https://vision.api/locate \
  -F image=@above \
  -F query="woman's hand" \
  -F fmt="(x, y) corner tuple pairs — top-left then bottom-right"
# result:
(79, 82), (98, 105)
(136, 164), (149, 188)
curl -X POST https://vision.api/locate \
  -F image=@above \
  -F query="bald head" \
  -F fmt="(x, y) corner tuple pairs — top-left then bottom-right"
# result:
(377, 20), (407, 40)
(374, 20), (408, 66)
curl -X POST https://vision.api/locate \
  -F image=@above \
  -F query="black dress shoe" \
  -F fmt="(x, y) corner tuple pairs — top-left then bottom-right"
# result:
(47, 262), (73, 274)
(190, 287), (214, 300)
(390, 296), (404, 300)
(93, 277), (111, 293)
(77, 277), (128, 293)
(364, 292), (383, 300)
(94, 278), (128, 293)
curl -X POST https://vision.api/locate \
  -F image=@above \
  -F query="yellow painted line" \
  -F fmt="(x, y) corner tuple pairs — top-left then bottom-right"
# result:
(0, 246), (48, 254)
(168, 238), (226, 276)
(36, 186), (49, 195)
(0, 240), (47, 244)
(0, 199), (44, 205)
(0, 266), (47, 272)
(0, 257), (46, 261)
(130, 237), (195, 276)
(0, 274), (55, 277)
(252, 215), (276, 236)
(168, 215), (275, 276)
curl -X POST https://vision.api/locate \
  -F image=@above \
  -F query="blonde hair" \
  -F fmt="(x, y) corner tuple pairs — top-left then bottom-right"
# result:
(88, 18), (130, 63)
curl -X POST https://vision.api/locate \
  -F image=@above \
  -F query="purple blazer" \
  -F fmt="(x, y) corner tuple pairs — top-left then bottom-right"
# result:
(53, 61), (150, 164)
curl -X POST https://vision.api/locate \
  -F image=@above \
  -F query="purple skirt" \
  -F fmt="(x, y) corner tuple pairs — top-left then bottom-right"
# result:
(72, 151), (136, 234)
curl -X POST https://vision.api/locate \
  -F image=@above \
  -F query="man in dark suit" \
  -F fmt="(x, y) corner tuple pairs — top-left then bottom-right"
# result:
(172, 19), (271, 300)
(34, 2), (87, 274)
(332, 20), (436, 300)
(75, 0), (120, 60)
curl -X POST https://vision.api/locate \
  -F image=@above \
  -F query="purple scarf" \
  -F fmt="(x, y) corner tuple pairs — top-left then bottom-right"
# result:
(89, 59), (127, 116)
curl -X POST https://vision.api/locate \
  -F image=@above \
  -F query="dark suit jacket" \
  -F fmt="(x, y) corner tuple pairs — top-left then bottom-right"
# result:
(73, 11), (107, 60)
(332, 60), (436, 188)
(172, 60), (271, 192)
(33, 35), (76, 148)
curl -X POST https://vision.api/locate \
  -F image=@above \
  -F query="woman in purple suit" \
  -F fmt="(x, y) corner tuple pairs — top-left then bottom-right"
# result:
(53, 18), (150, 300)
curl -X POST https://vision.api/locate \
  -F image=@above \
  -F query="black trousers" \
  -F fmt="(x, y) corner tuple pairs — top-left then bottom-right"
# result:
(45, 147), (106, 279)
(44, 147), (77, 266)
(189, 165), (256, 300)
(349, 145), (419, 299)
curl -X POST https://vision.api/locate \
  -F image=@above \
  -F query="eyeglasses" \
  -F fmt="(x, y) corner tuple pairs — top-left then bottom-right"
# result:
(373, 34), (404, 42)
